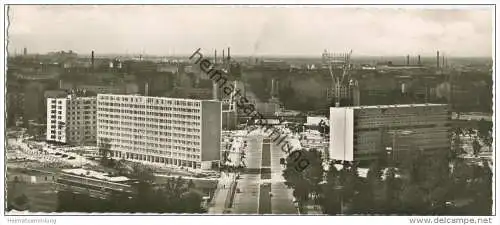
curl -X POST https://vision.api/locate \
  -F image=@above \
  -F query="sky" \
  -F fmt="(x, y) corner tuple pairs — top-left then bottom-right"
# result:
(7, 5), (494, 57)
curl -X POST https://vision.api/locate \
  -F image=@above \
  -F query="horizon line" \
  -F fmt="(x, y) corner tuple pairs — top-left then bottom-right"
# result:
(8, 51), (493, 59)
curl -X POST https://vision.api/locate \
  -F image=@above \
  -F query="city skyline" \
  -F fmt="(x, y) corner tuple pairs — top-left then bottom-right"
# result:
(7, 5), (493, 57)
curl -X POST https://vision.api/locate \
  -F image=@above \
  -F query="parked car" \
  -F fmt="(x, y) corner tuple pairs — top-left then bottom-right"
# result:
(55, 152), (62, 156)
(62, 154), (68, 158)
(68, 156), (76, 160)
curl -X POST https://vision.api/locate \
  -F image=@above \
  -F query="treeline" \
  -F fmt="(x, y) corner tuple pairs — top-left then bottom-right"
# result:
(283, 148), (492, 215)
(60, 144), (206, 213)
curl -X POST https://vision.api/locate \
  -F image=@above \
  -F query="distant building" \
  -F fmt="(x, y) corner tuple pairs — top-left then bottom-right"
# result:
(46, 95), (97, 144)
(23, 82), (48, 126)
(305, 116), (329, 127)
(59, 80), (140, 95)
(97, 94), (221, 170)
(300, 130), (326, 150)
(7, 168), (58, 212)
(259, 59), (289, 70)
(254, 101), (280, 117)
(222, 110), (238, 130)
(329, 104), (450, 163)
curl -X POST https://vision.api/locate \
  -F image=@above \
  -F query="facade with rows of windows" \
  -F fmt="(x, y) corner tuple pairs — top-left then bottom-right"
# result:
(46, 95), (97, 144)
(329, 104), (450, 163)
(97, 94), (221, 170)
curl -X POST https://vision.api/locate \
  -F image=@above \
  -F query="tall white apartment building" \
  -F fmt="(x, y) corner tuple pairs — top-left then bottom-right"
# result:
(329, 104), (450, 163)
(97, 94), (221, 170)
(46, 95), (97, 144)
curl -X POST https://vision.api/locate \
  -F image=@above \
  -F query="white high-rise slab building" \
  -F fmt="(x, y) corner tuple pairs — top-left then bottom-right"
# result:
(46, 95), (97, 144)
(96, 94), (221, 170)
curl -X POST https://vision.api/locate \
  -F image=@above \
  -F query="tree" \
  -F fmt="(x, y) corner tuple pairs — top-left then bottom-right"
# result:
(318, 120), (329, 136)
(383, 167), (400, 214)
(98, 137), (112, 166)
(451, 128), (466, 160)
(283, 149), (324, 212)
(472, 138), (481, 156)
(477, 119), (492, 140)
(353, 161), (384, 213)
(180, 190), (205, 213)
(319, 161), (341, 214)
(399, 184), (426, 214)
(422, 152), (452, 213)
(130, 162), (155, 183)
(12, 194), (29, 210)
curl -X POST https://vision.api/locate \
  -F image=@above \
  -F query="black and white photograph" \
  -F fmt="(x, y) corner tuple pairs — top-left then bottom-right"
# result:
(1, 1), (497, 223)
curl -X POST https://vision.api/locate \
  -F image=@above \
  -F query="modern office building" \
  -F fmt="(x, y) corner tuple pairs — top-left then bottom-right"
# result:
(96, 94), (221, 170)
(46, 95), (97, 144)
(329, 104), (450, 163)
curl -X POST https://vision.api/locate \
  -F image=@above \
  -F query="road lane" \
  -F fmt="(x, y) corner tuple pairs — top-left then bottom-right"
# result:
(232, 135), (262, 214)
(270, 141), (298, 214)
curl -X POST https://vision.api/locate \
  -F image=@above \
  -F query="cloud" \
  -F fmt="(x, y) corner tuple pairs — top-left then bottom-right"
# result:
(7, 6), (493, 57)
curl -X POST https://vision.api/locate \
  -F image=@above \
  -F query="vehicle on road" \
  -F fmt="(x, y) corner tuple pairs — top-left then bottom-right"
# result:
(62, 154), (68, 158)
(68, 156), (76, 160)
(55, 152), (62, 156)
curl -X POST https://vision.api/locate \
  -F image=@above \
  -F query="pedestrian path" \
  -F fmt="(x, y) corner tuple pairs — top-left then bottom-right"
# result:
(270, 142), (297, 214)
(208, 172), (235, 214)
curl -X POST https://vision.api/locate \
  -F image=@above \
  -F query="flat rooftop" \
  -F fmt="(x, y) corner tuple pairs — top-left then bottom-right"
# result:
(61, 168), (130, 183)
(97, 93), (220, 103)
(333, 103), (447, 110)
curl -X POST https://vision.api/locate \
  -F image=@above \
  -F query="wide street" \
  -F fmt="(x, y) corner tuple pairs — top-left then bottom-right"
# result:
(230, 128), (297, 214)
(232, 133), (262, 214)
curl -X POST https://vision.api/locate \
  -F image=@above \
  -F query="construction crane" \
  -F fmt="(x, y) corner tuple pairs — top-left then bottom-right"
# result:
(327, 50), (353, 107)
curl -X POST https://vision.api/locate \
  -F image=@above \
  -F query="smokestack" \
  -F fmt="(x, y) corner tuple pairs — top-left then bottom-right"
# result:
(275, 80), (279, 97)
(437, 51), (440, 69)
(418, 55), (421, 65)
(215, 49), (217, 65)
(228, 47), (231, 61)
(406, 55), (410, 65)
(91, 50), (95, 70)
(442, 54), (445, 68)
(222, 49), (225, 64)
(271, 79), (275, 97)
(145, 83), (149, 96)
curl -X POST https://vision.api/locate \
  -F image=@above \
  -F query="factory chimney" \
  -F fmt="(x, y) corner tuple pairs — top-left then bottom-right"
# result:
(406, 55), (410, 65)
(222, 49), (225, 64)
(215, 49), (217, 65)
(271, 79), (275, 97)
(418, 55), (421, 65)
(23, 47), (27, 56)
(145, 83), (149, 96)
(91, 50), (95, 70)
(436, 51), (440, 69)
(227, 47), (231, 61)
(442, 54), (445, 68)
